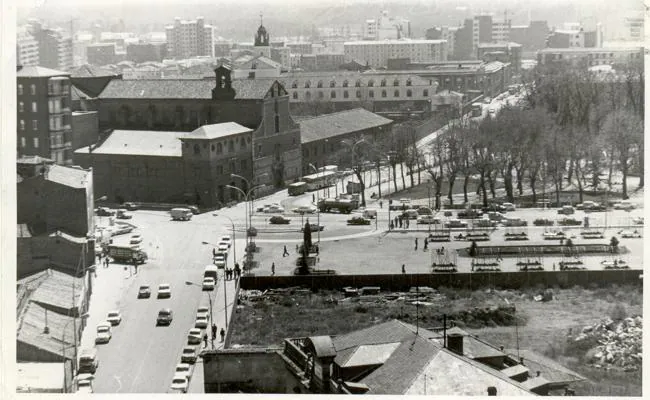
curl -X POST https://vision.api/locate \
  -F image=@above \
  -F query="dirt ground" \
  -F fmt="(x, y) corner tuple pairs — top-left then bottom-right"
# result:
(229, 284), (642, 396)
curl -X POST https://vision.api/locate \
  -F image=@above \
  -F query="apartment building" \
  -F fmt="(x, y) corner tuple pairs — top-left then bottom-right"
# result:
(17, 27), (39, 67)
(28, 21), (73, 71)
(165, 17), (214, 59)
(86, 43), (117, 66)
(17, 66), (73, 165)
(537, 46), (643, 67)
(363, 10), (411, 40)
(344, 39), (447, 69)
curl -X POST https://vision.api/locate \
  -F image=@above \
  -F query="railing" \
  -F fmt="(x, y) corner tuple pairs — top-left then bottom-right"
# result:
(284, 338), (308, 370)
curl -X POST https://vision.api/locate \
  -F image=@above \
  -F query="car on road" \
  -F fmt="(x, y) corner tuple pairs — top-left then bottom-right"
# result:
(457, 209), (482, 219)
(220, 236), (232, 248)
(106, 310), (122, 326)
(619, 230), (642, 238)
(130, 234), (143, 245)
(502, 217), (527, 227)
(157, 283), (171, 298)
(444, 219), (468, 229)
(96, 207), (115, 216)
(138, 285), (151, 298)
(292, 205), (317, 214)
(301, 223), (324, 232)
(613, 200), (636, 210)
(95, 322), (112, 344)
(195, 314), (209, 329)
(416, 207), (433, 216)
(502, 202), (516, 211)
(78, 348), (99, 374)
(175, 363), (192, 379)
(417, 216), (441, 225)
(181, 346), (198, 364)
(123, 202), (138, 211)
(157, 308), (173, 326)
(632, 216), (644, 225)
(557, 205), (575, 215)
(347, 216), (371, 225)
(482, 204), (507, 213)
(197, 307), (209, 320)
(475, 218), (498, 228)
(76, 377), (94, 394)
(202, 277), (215, 291)
(187, 328), (202, 345)
(576, 201), (605, 211)
(213, 254), (226, 268)
(402, 210), (419, 219)
(116, 209), (133, 219)
(217, 242), (229, 253)
(170, 374), (189, 393)
(264, 204), (285, 213)
(269, 215), (291, 224)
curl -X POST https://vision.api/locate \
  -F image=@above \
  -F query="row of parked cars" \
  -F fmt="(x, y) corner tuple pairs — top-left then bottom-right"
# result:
(172, 303), (214, 392)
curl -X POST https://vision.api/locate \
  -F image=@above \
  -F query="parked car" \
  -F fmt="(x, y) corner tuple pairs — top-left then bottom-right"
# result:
(77, 378), (94, 394)
(213, 254), (226, 268)
(123, 202), (138, 211)
(402, 210), (419, 219)
(445, 219), (468, 228)
(195, 314), (209, 329)
(533, 219), (554, 226)
(217, 242), (229, 253)
(632, 217), (644, 225)
(256, 204), (271, 212)
(264, 204), (285, 213)
(558, 218), (582, 226)
(475, 218), (497, 228)
(157, 283), (171, 298)
(95, 322), (112, 344)
(482, 204), (506, 213)
(170, 374), (189, 394)
(130, 234), (143, 245)
(175, 363), (192, 380)
(502, 217), (527, 227)
(292, 205), (317, 214)
(188, 205), (200, 215)
(417, 216), (441, 225)
(619, 229), (642, 238)
(202, 277), (215, 291)
(116, 209), (132, 219)
(106, 310), (122, 326)
(347, 216), (371, 225)
(502, 202), (516, 211)
(247, 227), (258, 237)
(96, 207), (115, 217)
(576, 201), (605, 211)
(187, 328), (202, 345)
(181, 346), (198, 364)
(416, 207), (433, 216)
(78, 348), (99, 374)
(613, 200), (636, 210)
(486, 211), (506, 221)
(301, 223), (324, 232)
(557, 205), (575, 215)
(458, 209), (482, 219)
(269, 215), (291, 224)
(138, 285), (151, 298)
(196, 307), (209, 320)
(156, 308), (173, 325)
(219, 236), (232, 248)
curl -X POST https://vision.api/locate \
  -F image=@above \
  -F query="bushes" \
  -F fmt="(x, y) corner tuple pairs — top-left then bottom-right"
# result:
(608, 303), (627, 321)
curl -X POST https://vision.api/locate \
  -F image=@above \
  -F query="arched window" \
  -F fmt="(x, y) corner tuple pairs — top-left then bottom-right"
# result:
(216, 142), (223, 153)
(369, 90), (374, 98)
(356, 90), (361, 98)
(380, 79), (387, 87)
(293, 92), (298, 99)
(393, 79), (399, 86)
(355, 80), (361, 87)
(291, 81), (298, 88)
(318, 91), (324, 99)
(241, 137), (247, 149)
(229, 140), (234, 152)
(305, 91), (312, 100)
(406, 78), (412, 86)
(331, 91), (336, 99)
(317, 80), (323, 88)
(381, 90), (387, 98)
(368, 80), (375, 87)
(343, 91), (349, 98)
(342, 80), (349, 87)
(211, 144), (216, 152)
(305, 81), (311, 88)
(406, 89), (412, 97)
(329, 80), (336, 88)
(394, 90), (400, 97)
(193, 144), (200, 155)
(423, 89), (429, 97)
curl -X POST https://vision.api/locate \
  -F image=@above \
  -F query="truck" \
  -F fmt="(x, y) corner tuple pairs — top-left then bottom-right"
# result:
(318, 197), (359, 214)
(346, 181), (363, 194)
(107, 244), (148, 264)
(170, 208), (193, 221)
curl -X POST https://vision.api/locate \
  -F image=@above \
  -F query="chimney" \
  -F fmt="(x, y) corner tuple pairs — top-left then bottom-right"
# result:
(447, 333), (463, 355)
(520, 357), (525, 365)
(536, 371), (541, 377)
(487, 386), (497, 396)
(500, 346), (504, 351)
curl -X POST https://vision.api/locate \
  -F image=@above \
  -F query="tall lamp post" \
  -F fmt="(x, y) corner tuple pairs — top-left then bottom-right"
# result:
(308, 163), (321, 244)
(230, 173), (268, 234)
(342, 138), (368, 206)
(185, 281), (216, 348)
(61, 313), (89, 392)
(225, 184), (266, 248)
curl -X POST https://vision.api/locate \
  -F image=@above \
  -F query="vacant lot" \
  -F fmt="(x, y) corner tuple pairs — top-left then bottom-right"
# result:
(230, 284), (642, 396)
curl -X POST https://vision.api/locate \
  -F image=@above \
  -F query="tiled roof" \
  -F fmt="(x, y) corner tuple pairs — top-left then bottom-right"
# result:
(279, 71), (433, 87)
(431, 326), (506, 359)
(98, 78), (275, 100)
(71, 85), (93, 101)
(505, 349), (586, 385)
(181, 123), (252, 140)
(70, 64), (118, 78)
(45, 165), (90, 189)
(17, 66), (69, 78)
(341, 342), (402, 368)
(75, 130), (184, 157)
(299, 108), (392, 144)
(17, 302), (76, 359)
(29, 269), (84, 312)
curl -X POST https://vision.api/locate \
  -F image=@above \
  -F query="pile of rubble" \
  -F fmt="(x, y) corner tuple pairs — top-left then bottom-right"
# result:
(574, 316), (642, 371)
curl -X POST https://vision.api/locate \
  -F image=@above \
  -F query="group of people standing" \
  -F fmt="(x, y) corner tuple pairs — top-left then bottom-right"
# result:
(390, 215), (411, 230)
(203, 323), (227, 347)
(225, 264), (241, 281)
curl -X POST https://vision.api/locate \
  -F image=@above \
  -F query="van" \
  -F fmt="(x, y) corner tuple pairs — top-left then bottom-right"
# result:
(204, 265), (219, 280)
(170, 208), (193, 221)
(78, 348), (99, 374)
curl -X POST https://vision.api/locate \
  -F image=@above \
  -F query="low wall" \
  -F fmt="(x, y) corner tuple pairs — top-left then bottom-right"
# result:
(240, 270), (642, 292)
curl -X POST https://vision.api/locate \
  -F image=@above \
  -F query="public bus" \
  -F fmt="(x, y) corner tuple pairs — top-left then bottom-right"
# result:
(302, 170), (338, 191)
(288, 181), (308, 196)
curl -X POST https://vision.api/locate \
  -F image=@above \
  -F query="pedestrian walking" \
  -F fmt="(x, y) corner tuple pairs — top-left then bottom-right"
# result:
(379, 200), (383, 209)
(282, 245), (289, 257)
(211, 324), (217, 340)
(423, 238), (428, 250)
(553, 263), (556, 271)
(203, 333), (208, 348)
(220, 328), (226, 342)
(390, 221), (394, 230)
(271, 262), (275, 275)
(105, 258), (109, 268)
(213, 248), (217, 259)
(312, 194), (315, 203)
(401, 264), (406, 274)
(414, 238), (418, 251)
(398, 217), (403, 228)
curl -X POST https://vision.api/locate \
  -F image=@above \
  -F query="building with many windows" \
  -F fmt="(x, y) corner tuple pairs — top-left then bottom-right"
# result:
(27, 21), (73, 71)
(537, 46), (644, 67)
(16, 27), (39, 67)
(477, 42), (522, 72)
(86, 43), (117, 66)
(17, 66), (73, 165)
(344, 39), (447, 69)
(165, 17), (214, 59)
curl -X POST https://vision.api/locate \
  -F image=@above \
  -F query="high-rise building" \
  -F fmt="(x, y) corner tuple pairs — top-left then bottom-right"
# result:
(492, 19), (511, 43)
(86, 43), (117, 66)
(165, 17), (214, 59)
(509, 21), (549, 53)
(28, 21), (73, 71)
(16, 66), (73, 165)
(363, 10), (411, 40)
(16, 27), (39, 67)
(344, 39), (447, 68)
(472, 15), (493, 55)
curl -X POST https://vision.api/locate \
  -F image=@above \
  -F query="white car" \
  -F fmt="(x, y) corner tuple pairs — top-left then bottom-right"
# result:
(502, 202), (516, 211)
(170, 374), (189, 394)
(613, 201), (636, 210)
(157, 283), (171, 298)
(195, 314), (209, 329)
(202, 277), (215, 291)
(106, 310), (122, 326)
(213, 254), (226, 268)
(95, 323), (112, 344)
(417, 216), (441, 225)
(444, 219), (468, 229)
(217, 242), (229, 253)
(220, 236), (232, 248)
(264, 204), (285, 213)
(130, 234), (143, 245)
(181, 346), (198, 364)
(619, 230), (642, 238)
(292, 205), (317, 214)
(175, 363), (192, 379)
(187, 328), (203, 345)
(632, 216), (644, 225)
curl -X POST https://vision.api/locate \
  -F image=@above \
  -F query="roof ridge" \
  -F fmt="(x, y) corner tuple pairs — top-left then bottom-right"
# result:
(401, 335), (444, 391)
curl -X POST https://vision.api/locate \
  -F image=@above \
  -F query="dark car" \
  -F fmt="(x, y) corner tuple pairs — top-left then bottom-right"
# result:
(138, 285), (151, 299)
(301, 223), (324, 232)
(457, 209), (483, 219)
(269, 215), (291, 224)
(96, 207), (115, 217)
(247, 227), (258, 237)
(157, 308), (173, 326)
(481, 204), (506, 213)
(123, 202), (139, 211)
(347, 216), (371, 225)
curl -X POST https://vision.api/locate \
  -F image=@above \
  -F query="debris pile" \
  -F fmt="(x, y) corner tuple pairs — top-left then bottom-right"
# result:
(574, 316), (642, 371)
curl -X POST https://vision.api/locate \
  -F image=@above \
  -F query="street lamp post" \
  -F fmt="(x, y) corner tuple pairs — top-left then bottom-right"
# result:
(308, 163), (321, 244)
(212, 214), (235, 329)
(185, 281), (215, 348)
(230, 173), (268, 236)
(62, 313), (89, 392)
(225, 183), (266, 248)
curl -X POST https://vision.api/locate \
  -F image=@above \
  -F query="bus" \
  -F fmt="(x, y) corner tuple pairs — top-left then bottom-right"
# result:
(303, 170), (338, 191)
(288, 181), (308, 196)
(471, 103), (483, 117)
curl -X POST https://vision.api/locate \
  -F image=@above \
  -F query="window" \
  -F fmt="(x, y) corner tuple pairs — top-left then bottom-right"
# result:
(406, 89), (412, 97)
(241, 137), (247, 149)
(229, 140), (234, 152)
(305, 91), (311, 100)
(329, 80), (336, 88)
(291, 81), (298, 88)
(19, 102), (24, 112)
(257, 144), (262, 157)
(275, 115), (280, 133)
(293, 92), (298, 99)
(393, 79), (399, 86)
(423, 89), (429, 97)
(394, 90), (399, 97)
(342, 80), (349, 87)
(355, 80), (361, 87)
(317, 81), (323, 88)
(274, 99), (279, 113)
(331, 91), (336, 99)
(356, 90), (361, 98)
(30, 84), (36, 95)
(21, 137), (26, 148)
(305, 81), (311, 88)
(380, 79), (386, 87)
(18, 84), (23, 95)
(381, 90), (387, 98)
(193, 144), (200, 155)
(318, 91), (324, 99)
(369, 90), (374, 98)
(406, 78), (412, 86)
(343, 91), (349, 98)
(240, 159), (247, 170)
(368, 80), (375, 87)
(32, 120), (38, 130)
(33, 138), (39, 148)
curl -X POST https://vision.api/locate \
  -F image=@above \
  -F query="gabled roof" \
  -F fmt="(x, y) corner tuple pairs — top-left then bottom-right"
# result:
(75, 130), (185, 157)
(431, 326), (506, 359)
(17, 66), (69, 78)
(71, 85), (94, 101)
(181, 122), (252, 140)
(299, 108), (392, 144)
(17, 302), (76, 359)
(29, 269), (84, 312)
(44, 165), (90, 189)
(505, 349), (587, 385)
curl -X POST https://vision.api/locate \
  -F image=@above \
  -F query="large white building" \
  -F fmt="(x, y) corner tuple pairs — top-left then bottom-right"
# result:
(363, 10), (411, 40)
(165, 17), (214, 59)
(344, 39), (447, 68)
(17, 27), (39, 67)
